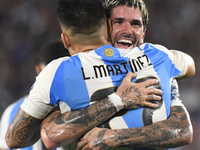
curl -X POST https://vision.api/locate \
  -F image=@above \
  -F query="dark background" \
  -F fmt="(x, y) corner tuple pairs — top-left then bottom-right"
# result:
(0, 0), (199, 149)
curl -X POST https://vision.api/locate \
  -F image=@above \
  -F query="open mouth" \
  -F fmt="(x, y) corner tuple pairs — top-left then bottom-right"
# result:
(116, 39), (133, 49)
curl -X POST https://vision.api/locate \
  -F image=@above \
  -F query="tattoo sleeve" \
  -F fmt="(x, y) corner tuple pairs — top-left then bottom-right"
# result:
(108, 106), (193, 149)
(41, 97), (118, 146)
(6, 108), (41, 148)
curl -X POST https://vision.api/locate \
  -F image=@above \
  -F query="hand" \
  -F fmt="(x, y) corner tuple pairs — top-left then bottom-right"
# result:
(115, 72), (162, 109)
(77, 127), (115, 150)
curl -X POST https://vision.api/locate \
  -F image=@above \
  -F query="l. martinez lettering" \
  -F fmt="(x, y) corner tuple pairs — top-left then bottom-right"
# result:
(81, 54), (152, 80)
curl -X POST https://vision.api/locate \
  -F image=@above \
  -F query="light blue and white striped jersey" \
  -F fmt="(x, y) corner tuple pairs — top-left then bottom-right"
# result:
(21, 43), (187, 150)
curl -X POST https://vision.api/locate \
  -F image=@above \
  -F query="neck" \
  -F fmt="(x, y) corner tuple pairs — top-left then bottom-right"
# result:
(70, 36), (111, 55)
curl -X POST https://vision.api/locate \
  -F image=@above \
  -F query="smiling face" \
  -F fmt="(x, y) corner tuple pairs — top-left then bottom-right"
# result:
(110, 6), (146, 49)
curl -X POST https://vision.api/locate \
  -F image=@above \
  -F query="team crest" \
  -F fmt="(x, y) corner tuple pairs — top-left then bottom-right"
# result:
(104, 48), (114, 57)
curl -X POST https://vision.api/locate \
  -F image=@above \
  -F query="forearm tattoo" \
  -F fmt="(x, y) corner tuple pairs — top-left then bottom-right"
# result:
(55, 99), (117, 127)
(93, 130), (114, 150)
(6, 108), (40, 147)
(42, 98), (117, 144)
(100, 106), (191, 149)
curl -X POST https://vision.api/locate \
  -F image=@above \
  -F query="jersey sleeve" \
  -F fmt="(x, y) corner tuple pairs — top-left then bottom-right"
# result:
(151, 44), (188, 78)
(20, 57), (67, 119)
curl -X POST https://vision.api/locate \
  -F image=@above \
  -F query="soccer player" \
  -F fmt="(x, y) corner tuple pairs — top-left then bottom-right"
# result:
(0, 39), (70, 150)
(42, 0), (194, 150)
(6, 0), (194, 150)
(76, 0), (195, 149)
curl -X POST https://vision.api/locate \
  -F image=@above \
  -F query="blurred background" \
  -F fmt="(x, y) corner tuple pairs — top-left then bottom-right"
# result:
(0, 0), (199, 149)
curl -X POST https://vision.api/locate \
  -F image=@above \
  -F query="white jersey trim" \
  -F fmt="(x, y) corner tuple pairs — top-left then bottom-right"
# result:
(141, 43), (188, 78)
(21, 57), (69, 119)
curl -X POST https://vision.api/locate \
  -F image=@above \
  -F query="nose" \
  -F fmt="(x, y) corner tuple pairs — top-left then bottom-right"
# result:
(122, 23), (132, 35)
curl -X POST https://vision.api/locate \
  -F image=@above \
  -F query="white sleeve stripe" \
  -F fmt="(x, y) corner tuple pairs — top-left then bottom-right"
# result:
(147, 43), (188, 77)
(171, 100), (184, 107)
(170, 50), (188, 77)
(20, 98), (53, 119)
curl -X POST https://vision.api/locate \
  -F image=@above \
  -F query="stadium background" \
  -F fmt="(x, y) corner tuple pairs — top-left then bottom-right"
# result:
(0, 0), (199, 149)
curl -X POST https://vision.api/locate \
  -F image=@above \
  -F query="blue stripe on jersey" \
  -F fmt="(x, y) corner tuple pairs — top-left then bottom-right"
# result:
(50, 55), (90, 110)
(143, 43), (180, 117)
(94, 44), (131, 87)
(63, 55), (90, 110)
(50, 62), (67, 105)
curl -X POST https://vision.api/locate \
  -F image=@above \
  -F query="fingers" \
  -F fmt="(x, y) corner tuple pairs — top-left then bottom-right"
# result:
(148, 94), (162, 101)
(146, 87), (163, 96)
(124, 72), (137, 81)
(143, 101), (159, 108)
(142, 79), (159, 88)
(77, 140), (88, 150)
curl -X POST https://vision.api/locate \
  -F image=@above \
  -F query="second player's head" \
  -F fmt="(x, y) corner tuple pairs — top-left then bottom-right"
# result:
(103, 0), (149, 49)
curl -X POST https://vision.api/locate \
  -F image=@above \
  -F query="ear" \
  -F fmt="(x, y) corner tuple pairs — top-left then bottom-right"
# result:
(35, 63), (46, 75)
(61, 33), (71, 49)
(35, 65), (43, 75)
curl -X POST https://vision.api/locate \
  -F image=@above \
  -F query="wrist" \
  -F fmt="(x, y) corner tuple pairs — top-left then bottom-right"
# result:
(108, 93), (123, 112)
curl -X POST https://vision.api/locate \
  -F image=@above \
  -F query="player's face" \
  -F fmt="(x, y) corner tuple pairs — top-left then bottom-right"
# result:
(110, 6), (146, 49)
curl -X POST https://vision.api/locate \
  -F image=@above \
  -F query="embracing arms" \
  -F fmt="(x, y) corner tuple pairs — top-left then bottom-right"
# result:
(77, 105), (193, 150)
(5, 72), (161, 149)
(40, 72), (162, 149)
(76, 78), (193, 149)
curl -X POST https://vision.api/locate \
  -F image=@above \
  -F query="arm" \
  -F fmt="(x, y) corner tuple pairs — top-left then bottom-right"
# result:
(5, 108), (42, 149)
(77, 105), (193, 150)
(170, 50), (195, 79)
(152, 44), (195, 79)
(77, 78), (193, 149)
(183, 53), (195, 78)
(40, 72), (163, 149)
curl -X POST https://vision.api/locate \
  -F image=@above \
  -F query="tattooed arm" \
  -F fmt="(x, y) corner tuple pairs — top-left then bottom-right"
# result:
(77, 106), (193, 150)
(40, 72), (162, 149)
(5, 108), (42, 149)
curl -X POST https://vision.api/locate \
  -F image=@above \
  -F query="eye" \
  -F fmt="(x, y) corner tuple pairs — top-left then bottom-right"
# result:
(112, 19), (123, 25)
(131, 21), (142, 27)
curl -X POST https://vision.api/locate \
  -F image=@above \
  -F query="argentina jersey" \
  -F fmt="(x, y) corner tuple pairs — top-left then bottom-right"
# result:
(103, 43), (181, 130)
(20, 43), (187, 150)
(49, 43), (181, 128)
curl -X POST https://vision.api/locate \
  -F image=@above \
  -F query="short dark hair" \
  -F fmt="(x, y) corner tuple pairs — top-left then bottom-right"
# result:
(36, 39), (70, 65)
(57, 0), (106, 35)
(103, 0), (149, 30)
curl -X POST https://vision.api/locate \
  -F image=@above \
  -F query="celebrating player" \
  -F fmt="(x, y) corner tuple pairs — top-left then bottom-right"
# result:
(5, 0), (194, 150)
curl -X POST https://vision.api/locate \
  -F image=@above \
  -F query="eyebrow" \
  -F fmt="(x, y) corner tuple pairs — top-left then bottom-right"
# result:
(112, 17), (142, 24)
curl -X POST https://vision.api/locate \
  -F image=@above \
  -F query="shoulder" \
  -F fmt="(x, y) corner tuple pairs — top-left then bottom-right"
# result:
(140, 43), (169, 52)
(37, 56), (69, 81)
